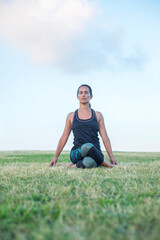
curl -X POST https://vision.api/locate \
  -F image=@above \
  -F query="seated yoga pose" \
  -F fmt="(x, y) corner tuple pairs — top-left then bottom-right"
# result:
(49, 84), (118, 168)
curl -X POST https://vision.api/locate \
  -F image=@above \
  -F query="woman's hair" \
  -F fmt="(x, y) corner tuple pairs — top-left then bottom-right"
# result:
(77, 84), (93, 97)
(77, 84), (92, 108)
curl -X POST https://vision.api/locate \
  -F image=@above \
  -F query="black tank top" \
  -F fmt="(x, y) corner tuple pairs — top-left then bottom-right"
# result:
(71, 109), (101, 150)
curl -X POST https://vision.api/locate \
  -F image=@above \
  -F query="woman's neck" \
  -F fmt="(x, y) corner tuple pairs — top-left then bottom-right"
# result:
(79, 104), (91, 111)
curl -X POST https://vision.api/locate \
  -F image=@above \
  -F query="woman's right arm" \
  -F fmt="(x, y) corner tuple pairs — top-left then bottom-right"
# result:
(49, 112), (73, 167)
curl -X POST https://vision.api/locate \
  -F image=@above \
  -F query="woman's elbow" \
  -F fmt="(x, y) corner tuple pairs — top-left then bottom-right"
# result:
(59, 135), (68, 144)
(103, 136), (110, 144)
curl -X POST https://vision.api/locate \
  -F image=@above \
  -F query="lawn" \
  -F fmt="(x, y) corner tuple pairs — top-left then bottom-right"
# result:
(0, 151), (160, 240)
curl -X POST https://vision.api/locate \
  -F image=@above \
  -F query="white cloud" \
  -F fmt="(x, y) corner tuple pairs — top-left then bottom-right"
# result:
(0, 0), (147, 73)
(61, 23), (147, 74)
(0, 0), (96, 64)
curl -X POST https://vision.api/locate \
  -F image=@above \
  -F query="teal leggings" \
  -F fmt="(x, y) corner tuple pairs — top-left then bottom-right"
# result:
(70, 143), (104, 168)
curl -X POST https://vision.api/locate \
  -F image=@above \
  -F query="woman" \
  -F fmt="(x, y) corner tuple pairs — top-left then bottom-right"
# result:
(49, 84), (118, 168)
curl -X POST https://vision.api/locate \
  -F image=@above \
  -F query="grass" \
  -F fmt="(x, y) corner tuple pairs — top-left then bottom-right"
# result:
(0, 151), (160, 240)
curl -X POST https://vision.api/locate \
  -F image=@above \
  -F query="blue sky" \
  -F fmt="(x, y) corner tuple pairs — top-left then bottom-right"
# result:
(0, 0), (160, 152)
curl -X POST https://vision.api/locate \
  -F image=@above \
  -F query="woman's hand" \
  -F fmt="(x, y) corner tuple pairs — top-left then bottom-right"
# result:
(110, 156), (118, 165)
(49, 157), (58, 167)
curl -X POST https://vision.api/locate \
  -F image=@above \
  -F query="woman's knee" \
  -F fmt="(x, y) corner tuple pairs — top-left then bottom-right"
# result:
(81, 143), (94, 157)
(76, 157), (98, 168)
(83, 157), (98, 168)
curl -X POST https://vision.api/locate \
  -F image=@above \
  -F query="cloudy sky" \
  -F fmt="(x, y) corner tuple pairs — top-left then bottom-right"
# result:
(0, 0), (160, 152)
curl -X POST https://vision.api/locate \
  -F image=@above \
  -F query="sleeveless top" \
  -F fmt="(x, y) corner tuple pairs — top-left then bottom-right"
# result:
(71, 109), (101, 151)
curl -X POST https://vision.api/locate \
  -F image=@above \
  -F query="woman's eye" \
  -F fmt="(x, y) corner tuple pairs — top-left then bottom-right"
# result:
(79, 91), (88, 94)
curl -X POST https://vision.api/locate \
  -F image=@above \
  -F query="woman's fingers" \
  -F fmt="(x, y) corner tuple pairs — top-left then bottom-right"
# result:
(49, 160), (55, 167)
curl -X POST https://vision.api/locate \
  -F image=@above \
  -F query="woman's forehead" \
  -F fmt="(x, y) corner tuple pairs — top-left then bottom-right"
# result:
(79, 86), (89, 91)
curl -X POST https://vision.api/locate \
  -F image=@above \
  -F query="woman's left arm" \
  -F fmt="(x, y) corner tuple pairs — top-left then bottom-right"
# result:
(96, 112), (118, 165)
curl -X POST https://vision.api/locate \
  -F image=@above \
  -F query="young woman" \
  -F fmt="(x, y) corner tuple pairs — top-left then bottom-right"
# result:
(49, 84), (118, 168)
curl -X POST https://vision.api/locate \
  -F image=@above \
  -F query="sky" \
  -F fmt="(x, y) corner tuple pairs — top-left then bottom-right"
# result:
(0, 0), (160, 152)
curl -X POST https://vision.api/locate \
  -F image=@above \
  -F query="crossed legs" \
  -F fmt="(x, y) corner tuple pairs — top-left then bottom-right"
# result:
(70, 143), (113, 168)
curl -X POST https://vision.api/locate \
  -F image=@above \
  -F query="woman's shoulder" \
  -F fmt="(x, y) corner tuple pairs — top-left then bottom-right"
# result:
(66, 111), (75, 124)
(94, 110), (103, 122)
(67, 112), (74, 119)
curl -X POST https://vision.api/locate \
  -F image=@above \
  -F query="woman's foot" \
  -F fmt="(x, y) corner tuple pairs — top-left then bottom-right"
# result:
(101, 157), (114, 168)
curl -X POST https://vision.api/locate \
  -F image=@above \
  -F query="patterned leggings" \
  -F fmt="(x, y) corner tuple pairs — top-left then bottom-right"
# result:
(70, 143), (104, 168)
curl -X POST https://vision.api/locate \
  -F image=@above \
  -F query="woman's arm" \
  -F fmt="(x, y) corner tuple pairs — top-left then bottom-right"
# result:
(49, 112), (73, 167)
(96, 112), (118, 165)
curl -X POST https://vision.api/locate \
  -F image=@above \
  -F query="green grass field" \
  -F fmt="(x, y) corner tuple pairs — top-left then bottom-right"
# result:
(0, 151), (160, 240)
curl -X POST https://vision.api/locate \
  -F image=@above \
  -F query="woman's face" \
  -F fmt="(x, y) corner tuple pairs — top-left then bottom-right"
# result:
(77, 86), (92, 104)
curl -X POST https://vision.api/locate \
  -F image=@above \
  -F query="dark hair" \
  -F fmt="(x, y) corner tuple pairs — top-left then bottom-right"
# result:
(77, 84), (93, 97)
(77, 84), (92, 108)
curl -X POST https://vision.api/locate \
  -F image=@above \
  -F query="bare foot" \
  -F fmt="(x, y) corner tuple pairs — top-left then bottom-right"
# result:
(101, 156), (115, 168)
